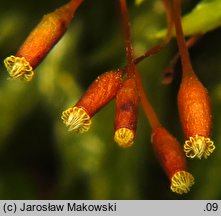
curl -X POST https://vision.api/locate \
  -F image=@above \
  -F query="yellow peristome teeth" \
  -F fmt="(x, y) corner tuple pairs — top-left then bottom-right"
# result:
(170, 171), (194, 194)
(4, 55), (34, 81)
(184, 135), (215, 159)
(114, 128), (134, 148)
(61, 107), (91, 133)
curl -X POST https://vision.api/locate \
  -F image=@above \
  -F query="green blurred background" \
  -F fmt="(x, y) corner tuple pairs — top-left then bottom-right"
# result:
(0, 0), (221, 199)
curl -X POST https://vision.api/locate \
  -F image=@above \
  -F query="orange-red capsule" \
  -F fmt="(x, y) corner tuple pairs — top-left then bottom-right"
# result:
(4, 0), (83, 81)
(178, 75), (215, 159)
(61, 70), (123, 133)
(114, 78), (139, 148)
(170, 0), (215, 159)
(151, 126), (194, 194)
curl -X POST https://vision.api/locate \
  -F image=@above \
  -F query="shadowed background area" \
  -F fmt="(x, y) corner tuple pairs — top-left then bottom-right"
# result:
(0, 0), (221, 199)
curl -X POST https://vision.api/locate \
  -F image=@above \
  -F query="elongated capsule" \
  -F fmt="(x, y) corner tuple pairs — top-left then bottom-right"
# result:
(178, 75), (215, 159)
(151, 126), (194, 194)
(4, 0), (83, 81)
(114, 78), (139, 148)
(61, 70), (123, 133)
(171, 0), (215, 159)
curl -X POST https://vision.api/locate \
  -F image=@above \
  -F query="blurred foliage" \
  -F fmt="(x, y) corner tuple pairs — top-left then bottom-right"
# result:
(0, 0), (221, 200)
(155, 0), (221, 38)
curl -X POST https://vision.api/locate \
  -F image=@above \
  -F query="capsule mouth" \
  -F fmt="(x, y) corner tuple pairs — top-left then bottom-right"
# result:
(114, 128), (134, 148)
(4, 55), (34, 81)
(61, 107), (91, 133)
(170, 171), (194, 194)
(184, 135), (215, 159)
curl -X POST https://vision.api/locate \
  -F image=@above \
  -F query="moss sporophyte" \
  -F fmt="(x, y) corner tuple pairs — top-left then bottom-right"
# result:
(151, 127), (194, 194)
(114, 78), (139, 148)
(172, 0), (215, 159)
(4, 0), (83, 81)
(3, 0), (216, 194)
(62, 70), (123, 133)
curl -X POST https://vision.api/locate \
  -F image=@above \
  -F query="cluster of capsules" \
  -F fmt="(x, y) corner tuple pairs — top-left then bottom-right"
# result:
(3, 0), (215, 194)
